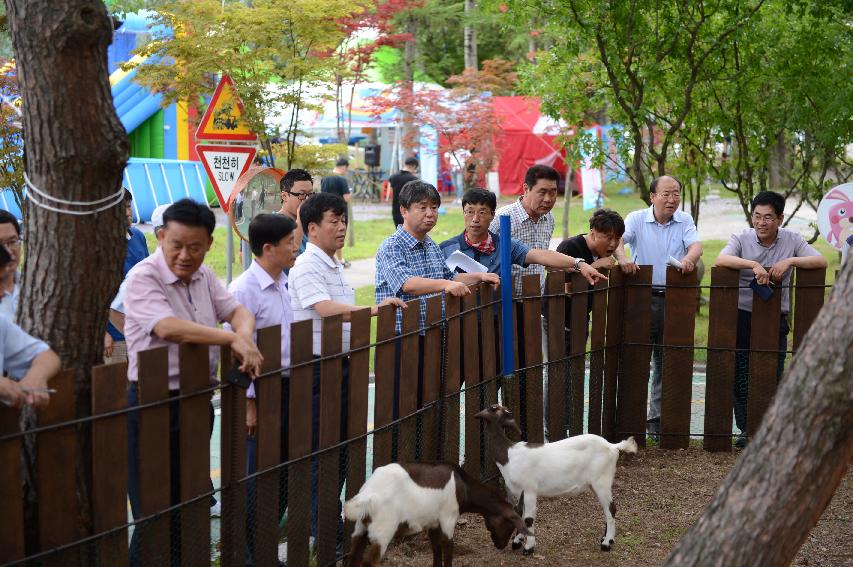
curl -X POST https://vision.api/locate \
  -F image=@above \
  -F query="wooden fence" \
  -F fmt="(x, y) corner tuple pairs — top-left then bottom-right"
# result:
(0, 266), (828, 566)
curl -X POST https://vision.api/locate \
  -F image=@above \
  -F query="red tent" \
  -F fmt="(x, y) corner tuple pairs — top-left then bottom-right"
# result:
(492, 96), (569, 195)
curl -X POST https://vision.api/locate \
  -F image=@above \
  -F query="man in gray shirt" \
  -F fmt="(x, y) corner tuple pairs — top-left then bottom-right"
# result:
(715, 191), (826, 448)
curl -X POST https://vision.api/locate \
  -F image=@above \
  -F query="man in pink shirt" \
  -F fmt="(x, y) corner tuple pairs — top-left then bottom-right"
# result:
(124, 199), (262, 566)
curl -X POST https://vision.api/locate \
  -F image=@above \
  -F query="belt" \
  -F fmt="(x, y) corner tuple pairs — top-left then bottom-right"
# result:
(651, 289), (666, 297)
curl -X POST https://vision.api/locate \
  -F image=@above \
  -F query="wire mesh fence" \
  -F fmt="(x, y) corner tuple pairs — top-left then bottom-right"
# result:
(0, 265), (831, 566)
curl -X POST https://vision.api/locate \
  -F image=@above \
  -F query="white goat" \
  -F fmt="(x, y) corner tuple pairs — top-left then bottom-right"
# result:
(476, 404), (637, 554)
(343, 461), (527, 566)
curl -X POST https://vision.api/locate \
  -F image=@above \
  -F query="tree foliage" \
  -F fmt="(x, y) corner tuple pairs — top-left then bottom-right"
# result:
(0, 63), (23, 213)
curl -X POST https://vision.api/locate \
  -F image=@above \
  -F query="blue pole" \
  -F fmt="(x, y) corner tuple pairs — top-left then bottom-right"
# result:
(499, 215), (515, 375)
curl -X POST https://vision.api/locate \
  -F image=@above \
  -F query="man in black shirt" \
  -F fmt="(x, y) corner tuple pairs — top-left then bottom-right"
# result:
(557, 208), (625, 324)
(388, 156), (419, 227)
(321, 157), (352, 265)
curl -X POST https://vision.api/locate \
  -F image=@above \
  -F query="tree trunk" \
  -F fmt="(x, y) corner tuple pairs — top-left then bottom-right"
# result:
(463, 0), (477, 70)
(5, 0), (129, 553)
(664, 261), (853, 567)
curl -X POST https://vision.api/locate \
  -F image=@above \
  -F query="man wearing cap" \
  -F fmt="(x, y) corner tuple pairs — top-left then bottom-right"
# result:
(104, 189), (149, 363)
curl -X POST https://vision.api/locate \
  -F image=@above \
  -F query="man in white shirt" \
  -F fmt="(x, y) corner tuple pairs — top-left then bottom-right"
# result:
(228, 213), (298, 565)
(289, 193), (404, 544)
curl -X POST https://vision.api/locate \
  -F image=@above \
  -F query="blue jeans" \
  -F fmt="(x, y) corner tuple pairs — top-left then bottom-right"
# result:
(126, 384), (215, 567)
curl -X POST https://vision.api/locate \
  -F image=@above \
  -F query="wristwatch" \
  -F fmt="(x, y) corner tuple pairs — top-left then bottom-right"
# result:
(575, 258), (587, 272)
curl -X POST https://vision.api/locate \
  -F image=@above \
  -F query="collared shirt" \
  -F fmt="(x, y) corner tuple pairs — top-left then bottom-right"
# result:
(229, 260), (293, 398)
(489, 199), (555, 293)
(720, 228), (821, 313)
(290, 242), (354, 356)
(622, 206), (699, 287)
(0, 271), (20, 322)
(375, 226), (452, 332)
(109, 227), (150, 340)
(124, 249), (240, 390)
(0, 316), (48, 379)
(439, 231), (530, 274)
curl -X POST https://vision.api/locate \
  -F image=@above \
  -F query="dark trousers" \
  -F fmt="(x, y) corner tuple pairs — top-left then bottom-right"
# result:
(734, 309), (789, 433)
(245, 373), (290, 566)
(127, 384), (215, 567)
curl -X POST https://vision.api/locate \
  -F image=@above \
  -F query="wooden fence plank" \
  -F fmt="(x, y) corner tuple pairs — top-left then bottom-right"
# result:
(372, 304), (396, 470)
(521, 275), (544, 443)
(588, 272), (609, 436)
(398, 300), (420, 463)
(443, 294), (461, 465)
(793, 267), (826, 352)
(179, 343), (211, 567)
(747, 274), (782, 437)
(505, 278), (521, 422)
(218, 344), (245, 567)
(602, 270), (625, 442)
(37, 369), (78, 564)
(92, 362), (129, 566)
(421, 296), (443, 463)
(345, 308), (371, 555)
(568, 273), (589, 437)
(0, 405), (24, 562)
(617, 266), (652, 446)
(704, 267), (739, 452)
(287, 320), (313, 567)
(254, 326), (283, 567)
(660, 266), (698, 450)
(462, 291), (482, 478)
(545, 271), (567, 442)
(137, 346), (170, 566)
(478, 283), (499, 481)
(317, 316), (343, 567)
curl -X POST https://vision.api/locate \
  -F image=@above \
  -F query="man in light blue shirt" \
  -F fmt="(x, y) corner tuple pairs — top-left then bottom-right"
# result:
(614, 176), (703, 439)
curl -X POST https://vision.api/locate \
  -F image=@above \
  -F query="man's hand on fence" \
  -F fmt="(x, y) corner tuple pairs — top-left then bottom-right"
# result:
(246, 398), (257, 437)
(679, 257), (696, 274)
(580, 263), (609, 285)
(372, 297), (407, 316)
(0, 377), (27, 408)
(478, 272), (500, 288)
(444, 280), (472, 297)
(752, 262), (771, 285)
(768, 259), (791, 283)
(230, 334), (264, 378)
(618, 258), (639, 275)
(103, 332), (114, 359)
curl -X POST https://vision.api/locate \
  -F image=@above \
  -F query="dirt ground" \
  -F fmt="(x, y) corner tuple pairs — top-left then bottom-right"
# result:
(378, 448), (851, 566)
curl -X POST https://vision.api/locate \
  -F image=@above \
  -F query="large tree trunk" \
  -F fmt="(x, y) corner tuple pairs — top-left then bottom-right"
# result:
(664, 261), (853, 566)
(5, 0), (129, 552)
(463, 0), (477, 70)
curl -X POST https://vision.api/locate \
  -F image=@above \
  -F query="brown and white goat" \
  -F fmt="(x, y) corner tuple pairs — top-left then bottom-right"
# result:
(476, 404), (637, 554)
(343, 462), (528, 566)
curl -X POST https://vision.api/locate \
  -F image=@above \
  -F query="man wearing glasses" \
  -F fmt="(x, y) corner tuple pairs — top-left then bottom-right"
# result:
(614, 176), (703, 440)
(0, 210), (22, 322)
(715, 191), (826, 448)
(278, 168), (315, 260)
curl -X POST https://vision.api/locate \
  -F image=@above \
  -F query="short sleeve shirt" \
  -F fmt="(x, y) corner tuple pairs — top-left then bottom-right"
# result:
(0, 275), (20, 322)
(228, 261), (293, 397)
(489, 199), (555, 293)
(0, 316), (49, 379)
(438, 231), (529, 274)
(720, 228), (821, 313)
(289, 242), (355, 356)
(622, 206), (699, 287)
(109, 227), (151, 340)
(556, 234), (596, 325)
(124, 249), (241, 390)
(375, 227), (453, 332)
(320, 175), (350, 198)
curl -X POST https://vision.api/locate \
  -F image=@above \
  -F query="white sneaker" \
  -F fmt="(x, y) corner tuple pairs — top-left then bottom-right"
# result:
(210, 501), (221, 517)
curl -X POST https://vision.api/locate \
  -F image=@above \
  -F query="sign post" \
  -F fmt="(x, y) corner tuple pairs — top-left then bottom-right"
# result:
(194, 75), (259, 282)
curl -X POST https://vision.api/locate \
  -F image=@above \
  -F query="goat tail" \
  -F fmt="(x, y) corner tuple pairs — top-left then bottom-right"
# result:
(615, 436), (638, 454)
(343, 493), (374, 523)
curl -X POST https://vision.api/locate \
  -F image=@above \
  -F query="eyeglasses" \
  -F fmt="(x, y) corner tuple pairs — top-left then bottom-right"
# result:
(463, 209), (493, 218)
(285, 191), (313, 201)
(655, 192), (681, 200)
(0, 237), (21, 248)
(751, 213), (779, 224)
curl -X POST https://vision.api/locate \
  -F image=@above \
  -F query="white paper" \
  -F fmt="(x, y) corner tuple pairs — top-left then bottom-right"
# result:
(667, 255), (684, 270)
(446, 250), (489, 274)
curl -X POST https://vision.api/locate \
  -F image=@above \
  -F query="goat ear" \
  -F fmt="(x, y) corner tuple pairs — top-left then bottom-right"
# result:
(474, 409), (489, 420)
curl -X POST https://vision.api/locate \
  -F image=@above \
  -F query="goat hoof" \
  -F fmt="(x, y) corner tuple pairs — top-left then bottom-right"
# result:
(522, 547), (535, 556)
(512, 541), (523, 550)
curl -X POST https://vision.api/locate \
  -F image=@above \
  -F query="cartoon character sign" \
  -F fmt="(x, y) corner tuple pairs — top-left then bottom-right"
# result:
(816, 183), (853, 251)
